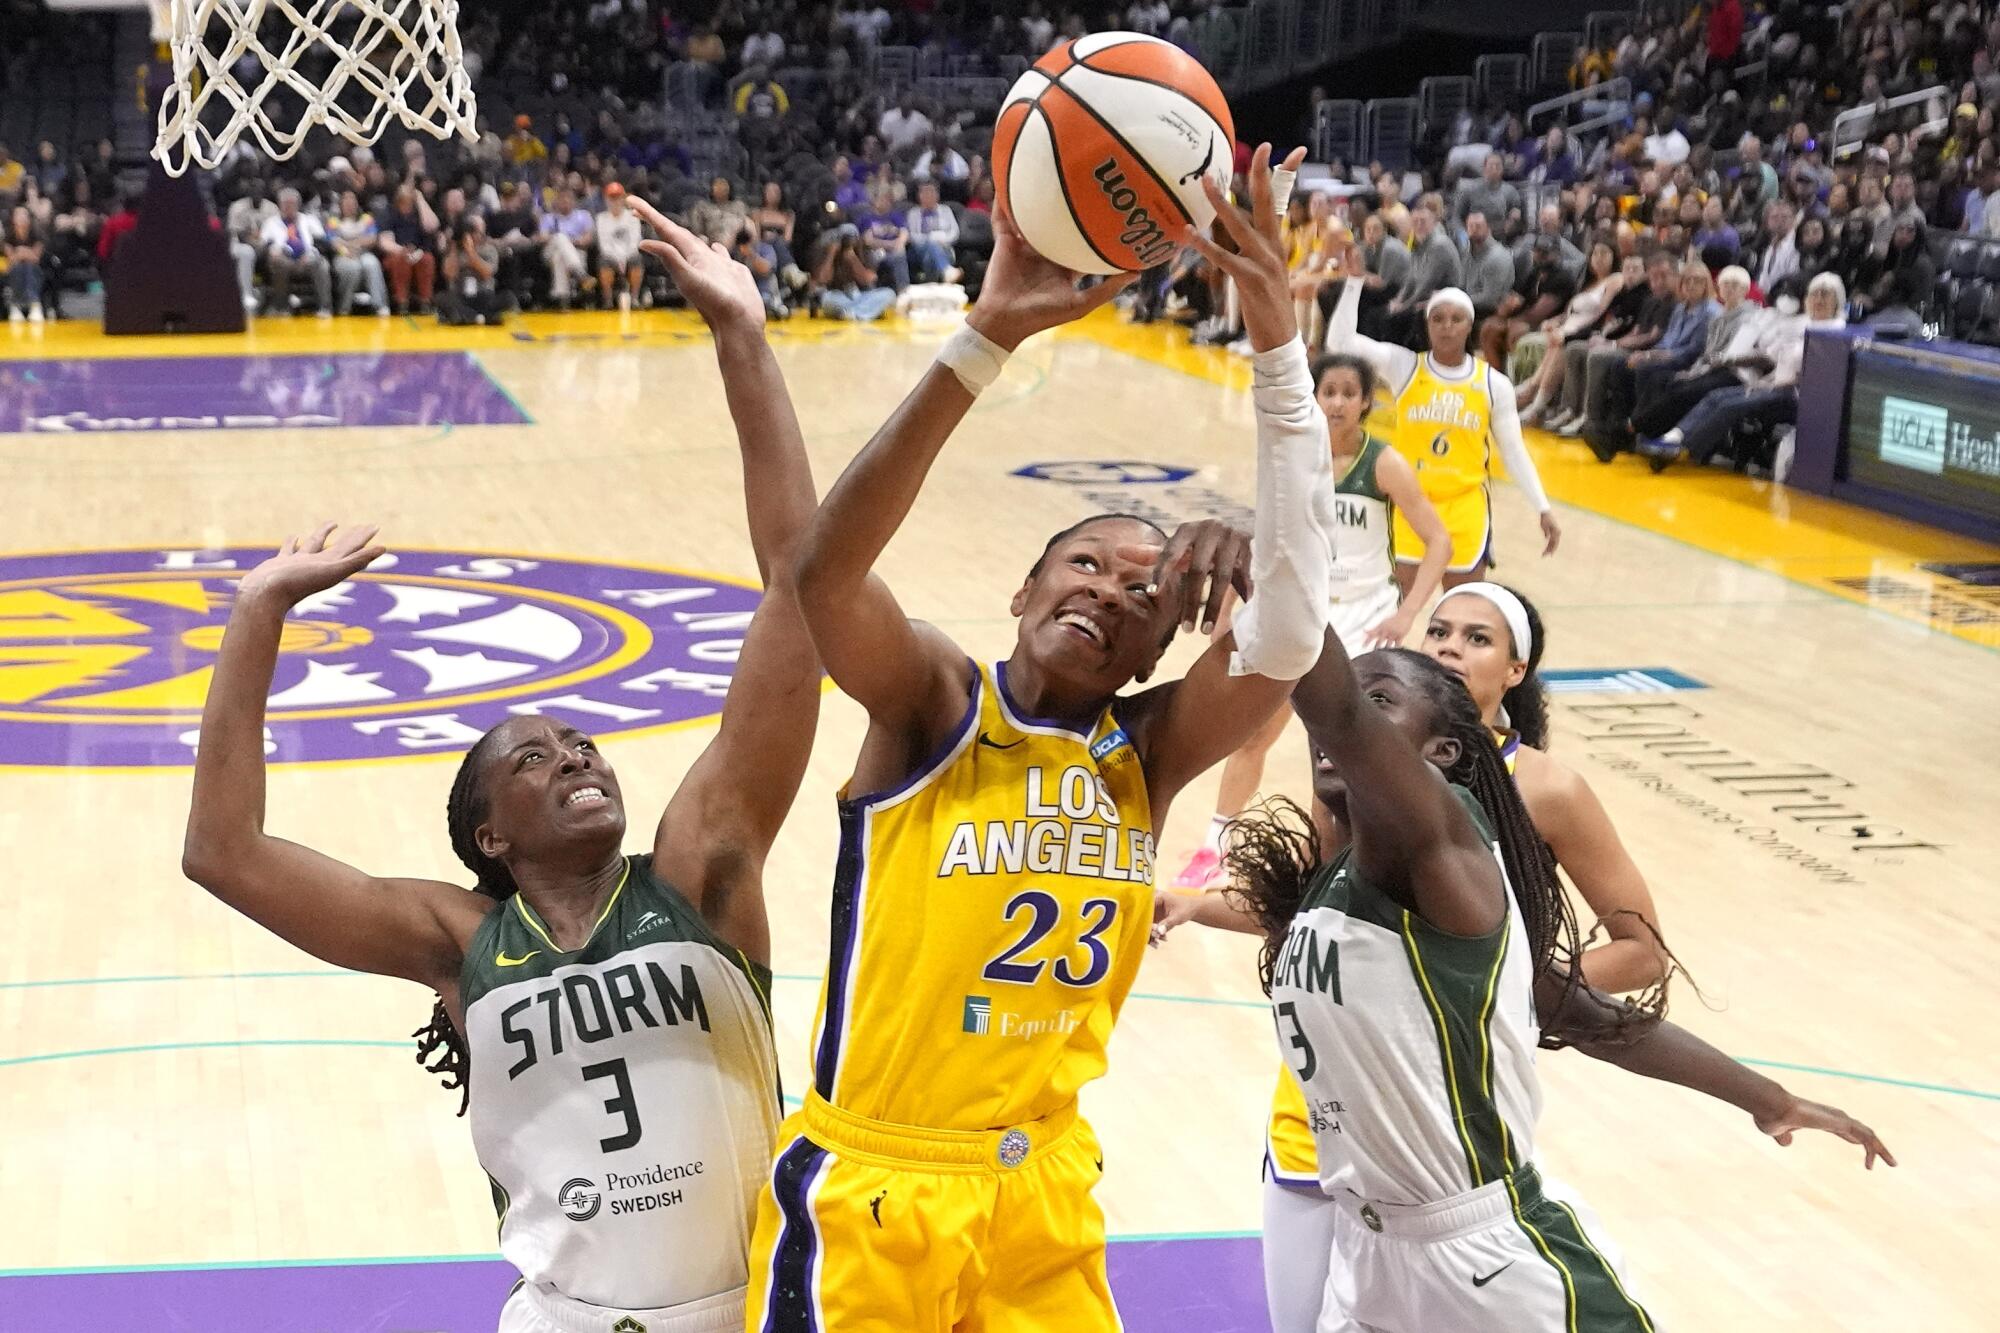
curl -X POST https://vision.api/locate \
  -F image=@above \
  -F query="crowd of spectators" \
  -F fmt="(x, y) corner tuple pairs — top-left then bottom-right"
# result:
(1148, 0), (2000, 471)
(5, 0), (2000, 472)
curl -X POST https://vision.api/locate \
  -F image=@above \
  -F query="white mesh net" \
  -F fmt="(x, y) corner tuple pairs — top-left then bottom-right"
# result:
(154, 0), (478, 176)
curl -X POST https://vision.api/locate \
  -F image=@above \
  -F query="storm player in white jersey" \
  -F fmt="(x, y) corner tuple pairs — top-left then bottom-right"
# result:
(183, 209), (822, 1333)
(1166, 629), (1893, 1330)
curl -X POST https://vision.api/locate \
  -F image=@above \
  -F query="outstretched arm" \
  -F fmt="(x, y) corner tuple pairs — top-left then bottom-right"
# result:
(793, 206), (1131, 788)
(633, 206), (823, 965)
(1487, 365), (1561, 555)
(181, 526), (491, 989)
(1288, 623), (1503, 936)
(1325, 262), (1418, 389)
(1539, 977), (1895, 1170)
(1363, 447), (1451, 647)
(1123, 147), (1336, 815)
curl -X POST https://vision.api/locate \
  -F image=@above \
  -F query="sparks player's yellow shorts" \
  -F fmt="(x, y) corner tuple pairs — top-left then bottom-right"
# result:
(1391, 486), (1492, 573)
(1264, 1067), (1320, 1190)
(746, 1092), (1119, 1333)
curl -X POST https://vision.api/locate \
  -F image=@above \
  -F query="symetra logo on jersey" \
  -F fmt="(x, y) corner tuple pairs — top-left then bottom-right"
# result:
(0, 547), (763, 768)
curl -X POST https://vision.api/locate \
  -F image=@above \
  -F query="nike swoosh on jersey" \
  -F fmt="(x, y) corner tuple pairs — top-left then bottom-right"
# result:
(1472, 1262), (1515, 1288)
(495, 950), (542, 967)
(978, 733), (1024, 750)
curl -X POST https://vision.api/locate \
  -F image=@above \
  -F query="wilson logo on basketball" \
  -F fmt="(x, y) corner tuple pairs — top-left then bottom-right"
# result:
(1092, 159), (1176, 268)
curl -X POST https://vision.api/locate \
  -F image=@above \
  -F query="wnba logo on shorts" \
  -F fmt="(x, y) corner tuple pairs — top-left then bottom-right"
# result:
(612, 1319), (648, 1333)
(558, 1177), (603, 1221)
(963, 995), (993, 1034)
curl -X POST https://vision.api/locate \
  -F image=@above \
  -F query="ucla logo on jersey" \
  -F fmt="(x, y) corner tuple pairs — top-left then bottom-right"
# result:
(1089, 727), (1133, 764)
(0, 547), (763, 768)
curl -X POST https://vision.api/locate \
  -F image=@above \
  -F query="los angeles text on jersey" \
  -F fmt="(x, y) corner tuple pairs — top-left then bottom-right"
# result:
(499, 960), (712, 1078)
(935, 765), (1156, 882)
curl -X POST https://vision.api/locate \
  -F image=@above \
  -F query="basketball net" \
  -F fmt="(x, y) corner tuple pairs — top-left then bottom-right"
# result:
(153, 0), (478, 176)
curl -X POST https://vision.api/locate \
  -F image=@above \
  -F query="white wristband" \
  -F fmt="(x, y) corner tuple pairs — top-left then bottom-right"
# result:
(938, 322), (1011, 396)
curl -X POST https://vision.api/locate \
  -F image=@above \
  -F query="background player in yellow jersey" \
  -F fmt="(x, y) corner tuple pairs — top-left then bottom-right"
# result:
(749, 147), (1336, 1333)
(1327, 240), (1561, 594)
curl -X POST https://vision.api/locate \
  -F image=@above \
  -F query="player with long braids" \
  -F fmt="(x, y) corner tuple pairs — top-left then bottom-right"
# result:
(1169, 630), (1892, 1330)
(182, 207), (823, 1333)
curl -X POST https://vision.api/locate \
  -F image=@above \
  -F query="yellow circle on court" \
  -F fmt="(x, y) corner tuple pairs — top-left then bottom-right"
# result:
(181, 620), (375, 655)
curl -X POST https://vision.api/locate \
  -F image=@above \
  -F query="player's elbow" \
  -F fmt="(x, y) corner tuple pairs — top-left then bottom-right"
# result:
(1243, 622), (1327, 683)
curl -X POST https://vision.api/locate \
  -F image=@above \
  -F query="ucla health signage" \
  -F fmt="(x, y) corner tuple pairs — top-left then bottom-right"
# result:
(1845, 345), (2000, 533)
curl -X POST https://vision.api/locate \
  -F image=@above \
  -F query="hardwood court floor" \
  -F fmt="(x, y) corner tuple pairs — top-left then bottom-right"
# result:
(1, 308), (1996, 1330)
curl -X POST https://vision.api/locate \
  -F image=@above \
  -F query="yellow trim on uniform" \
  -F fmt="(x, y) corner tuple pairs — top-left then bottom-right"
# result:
(1474, 922), (1516, 1173)
(1505, 1170), (1581, 1333)
(1400, 911), (1484, 1187)
(1551, 1197), (1657, 1332)
(511, 860), (631, 954)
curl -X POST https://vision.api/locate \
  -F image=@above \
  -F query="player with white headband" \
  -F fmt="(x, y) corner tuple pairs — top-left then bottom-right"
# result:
(1327, 232), (1563, 592)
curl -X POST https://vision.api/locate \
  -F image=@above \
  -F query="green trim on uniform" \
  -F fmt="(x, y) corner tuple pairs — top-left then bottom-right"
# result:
(461, 855), (773, 1017)
(1541, 1196), (1658, 1332)
(1336, 433), (1396, 584)
(487, 1172), (511, 1231)
(1335, 434), (1392, 504)
(1400, 913), (1511, 1188)
(1503, 1169), (1656, 1333)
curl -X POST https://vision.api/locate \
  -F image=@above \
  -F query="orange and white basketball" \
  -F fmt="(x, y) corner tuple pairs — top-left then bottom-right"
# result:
(992, 32), (1236, 275)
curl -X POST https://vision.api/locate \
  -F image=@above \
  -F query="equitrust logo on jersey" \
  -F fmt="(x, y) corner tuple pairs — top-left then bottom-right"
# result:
(0, 547), (763, 768)
(962, 995), (1080, 1040)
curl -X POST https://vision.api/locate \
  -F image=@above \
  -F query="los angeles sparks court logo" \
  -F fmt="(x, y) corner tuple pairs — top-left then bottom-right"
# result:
(0, 547), (763, 768)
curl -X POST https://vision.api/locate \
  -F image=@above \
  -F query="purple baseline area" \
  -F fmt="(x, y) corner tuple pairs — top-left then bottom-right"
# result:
(0, 1237), (1270, 1333)
(0, 351), (526, 433)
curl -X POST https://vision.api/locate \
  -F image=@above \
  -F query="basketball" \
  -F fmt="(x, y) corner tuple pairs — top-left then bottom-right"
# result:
(992, 32), (1236, 275)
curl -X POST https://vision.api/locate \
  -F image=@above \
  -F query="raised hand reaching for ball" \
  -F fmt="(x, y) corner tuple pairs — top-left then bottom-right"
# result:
(1181, 143), (1310, 353)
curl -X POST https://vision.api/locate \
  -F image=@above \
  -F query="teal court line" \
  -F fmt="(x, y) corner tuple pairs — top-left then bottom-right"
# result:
(3, 968), (1996, 1104)
(0, 1228), (1264, 1280)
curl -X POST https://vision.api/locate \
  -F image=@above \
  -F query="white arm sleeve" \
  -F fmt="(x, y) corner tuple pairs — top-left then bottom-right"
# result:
(1325, 276), (1418, 393)
(1486, 365), (1552, 514)
(1229, 336), (1335, 682)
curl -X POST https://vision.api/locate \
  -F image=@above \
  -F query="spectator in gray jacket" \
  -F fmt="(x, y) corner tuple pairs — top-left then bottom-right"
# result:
(1384, 201), (1462, 346)
(1459, 211), (1517, 319)
(1452, 153), (1521, 231)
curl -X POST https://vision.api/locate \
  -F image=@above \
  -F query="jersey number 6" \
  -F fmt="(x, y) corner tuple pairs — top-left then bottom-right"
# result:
(984, 891), (1120, 988)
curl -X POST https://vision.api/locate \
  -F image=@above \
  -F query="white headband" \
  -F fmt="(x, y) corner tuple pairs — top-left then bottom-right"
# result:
(1426, 287), (1474, 318)
(1437, 582), (1533, 662)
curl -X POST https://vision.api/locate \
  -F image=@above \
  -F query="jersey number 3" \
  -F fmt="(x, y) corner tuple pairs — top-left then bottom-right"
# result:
(582, 1057), (642, 1152)
(984, 891), (1119, 988)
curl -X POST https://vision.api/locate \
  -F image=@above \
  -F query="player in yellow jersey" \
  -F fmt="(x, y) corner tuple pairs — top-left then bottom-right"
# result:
(749, 146), (1335, 1332)
(1327, 240), (1562, 594)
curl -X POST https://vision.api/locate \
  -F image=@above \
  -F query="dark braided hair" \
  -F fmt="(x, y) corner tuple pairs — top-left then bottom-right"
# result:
(413, 728), (520, 1114)
(1225, 650), (1663, 1049)
(1491, 582), (1551, 751)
